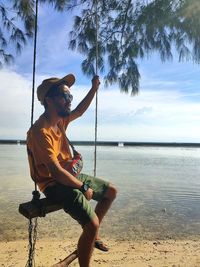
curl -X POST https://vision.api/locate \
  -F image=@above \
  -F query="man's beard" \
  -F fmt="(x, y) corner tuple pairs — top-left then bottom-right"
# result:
(57, 109), (71, 118)
(55, 102), (71, 118)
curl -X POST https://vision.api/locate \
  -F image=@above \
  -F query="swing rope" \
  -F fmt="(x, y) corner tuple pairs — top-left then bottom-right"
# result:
(26, 0), (39, 266)
(25, 1), (100, 266)
(93, 0), (99, 178)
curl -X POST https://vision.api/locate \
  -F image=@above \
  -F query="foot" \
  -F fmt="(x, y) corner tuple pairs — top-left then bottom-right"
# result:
(94, 239), (109, 252)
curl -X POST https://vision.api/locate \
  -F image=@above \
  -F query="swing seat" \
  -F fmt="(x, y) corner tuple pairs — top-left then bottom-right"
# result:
(19, 197), (63, 219)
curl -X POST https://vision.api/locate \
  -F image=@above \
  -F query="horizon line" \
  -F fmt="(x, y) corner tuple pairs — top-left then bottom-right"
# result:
(0, 139), (200, 147)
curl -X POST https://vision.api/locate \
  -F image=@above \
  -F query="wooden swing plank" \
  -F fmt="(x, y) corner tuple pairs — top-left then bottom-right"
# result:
(51, 249), (78, 267)
(18, 198), (63, 219)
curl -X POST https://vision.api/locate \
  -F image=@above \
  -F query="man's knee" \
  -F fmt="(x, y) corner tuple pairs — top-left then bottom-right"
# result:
(83, 215), (99, 236)
(105, 184), (117, 201)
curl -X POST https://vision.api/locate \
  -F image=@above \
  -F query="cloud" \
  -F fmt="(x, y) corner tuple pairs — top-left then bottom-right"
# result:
(68, 84), (200, 142)
(0, 69), (41, 139)
(0, 64), (199, 142)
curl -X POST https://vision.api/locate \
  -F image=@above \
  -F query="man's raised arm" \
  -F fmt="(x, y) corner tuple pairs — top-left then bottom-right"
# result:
(69, 75), (100, 122)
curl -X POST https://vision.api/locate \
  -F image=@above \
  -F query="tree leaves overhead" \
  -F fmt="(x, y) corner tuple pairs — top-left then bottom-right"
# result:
(0, 0), (67, 67)
(0, 1), (200, 94)
(39, 0), (70, 11)
(0, 1), (35, 67)
(68, 0), (142, 94)
(68, 0), (200, 94)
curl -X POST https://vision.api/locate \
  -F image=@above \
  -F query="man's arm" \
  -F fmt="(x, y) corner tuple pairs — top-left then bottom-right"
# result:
(47, 161), (93, 200)
(47, 161), (82, 188)
(69, 75), (100, 122)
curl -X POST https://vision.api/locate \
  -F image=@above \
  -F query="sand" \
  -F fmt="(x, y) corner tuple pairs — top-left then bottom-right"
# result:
(1, 238), (200, 267)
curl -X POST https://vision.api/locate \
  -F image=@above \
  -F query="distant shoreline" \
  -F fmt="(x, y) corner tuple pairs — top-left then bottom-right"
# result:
(0, 139), (200, 147)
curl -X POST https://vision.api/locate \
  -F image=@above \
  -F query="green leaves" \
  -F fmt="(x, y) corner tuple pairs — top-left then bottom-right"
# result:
(1, 0), (200, 94)
(0, 0), (72, 67)
(0, 1), (35, 67)
(67, 1), (142, 94)
(68, 0), (200, 94)
(39, 0), (70, 11)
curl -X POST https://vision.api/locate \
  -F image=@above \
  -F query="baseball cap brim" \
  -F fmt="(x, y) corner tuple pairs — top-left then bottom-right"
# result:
(37, 73), (75, 105)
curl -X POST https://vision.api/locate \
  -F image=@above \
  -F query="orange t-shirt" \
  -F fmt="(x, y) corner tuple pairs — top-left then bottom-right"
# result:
(26, 114), (72, 192)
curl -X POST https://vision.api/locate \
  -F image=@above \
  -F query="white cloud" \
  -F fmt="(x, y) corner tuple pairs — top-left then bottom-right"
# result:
(68, 85), (200, 142)
(0, 69), (45, 139)
(0, 68), (199, 142)
(0, 69), (31, 139)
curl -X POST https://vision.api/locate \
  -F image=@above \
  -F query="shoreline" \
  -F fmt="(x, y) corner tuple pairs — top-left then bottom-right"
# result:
(1, 238), (200, 267)
(0, 139), (200, 147)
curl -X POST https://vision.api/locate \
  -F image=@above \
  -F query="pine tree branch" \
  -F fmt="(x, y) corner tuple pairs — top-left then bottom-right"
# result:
(120, 0), (132, 46)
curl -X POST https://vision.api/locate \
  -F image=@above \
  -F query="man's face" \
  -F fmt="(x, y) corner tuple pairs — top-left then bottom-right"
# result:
(52, 84), (73, 118)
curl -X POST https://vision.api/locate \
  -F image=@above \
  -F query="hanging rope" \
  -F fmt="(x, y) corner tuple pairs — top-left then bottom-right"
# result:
(31, 0), (38, 190)
(26, 0), (39, 266)
(93, 0), (99, 177)
(26, 217), (38, 267)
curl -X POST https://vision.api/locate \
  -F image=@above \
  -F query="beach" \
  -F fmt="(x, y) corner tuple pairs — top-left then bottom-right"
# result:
(1, 238), (200, 267)
(1, 144), (200, 266)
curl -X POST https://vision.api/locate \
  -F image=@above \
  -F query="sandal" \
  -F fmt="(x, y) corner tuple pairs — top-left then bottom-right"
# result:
(94, 239), (109, 252)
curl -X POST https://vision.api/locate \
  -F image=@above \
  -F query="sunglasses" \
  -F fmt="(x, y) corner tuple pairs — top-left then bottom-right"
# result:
(46, 84), (73, 102)
(59, 92), (73, 102)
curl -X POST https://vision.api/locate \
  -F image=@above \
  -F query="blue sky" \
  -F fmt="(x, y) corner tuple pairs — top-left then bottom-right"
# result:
(0, 3), (200, 142)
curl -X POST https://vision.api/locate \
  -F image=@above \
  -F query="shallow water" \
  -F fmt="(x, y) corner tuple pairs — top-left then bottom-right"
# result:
(0, 144), (200, 241)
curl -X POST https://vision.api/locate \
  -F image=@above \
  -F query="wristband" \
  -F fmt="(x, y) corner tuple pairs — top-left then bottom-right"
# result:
(80, 182), (89, 194)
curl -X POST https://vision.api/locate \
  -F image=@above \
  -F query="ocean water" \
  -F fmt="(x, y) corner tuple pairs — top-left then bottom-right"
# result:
(0, 144), (200, 241)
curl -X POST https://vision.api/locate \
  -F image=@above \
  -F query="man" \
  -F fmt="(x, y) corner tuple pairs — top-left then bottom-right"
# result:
(27, 74), (117, 267)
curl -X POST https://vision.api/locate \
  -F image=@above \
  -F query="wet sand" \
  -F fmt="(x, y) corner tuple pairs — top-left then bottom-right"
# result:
(1, 238), (200, 267)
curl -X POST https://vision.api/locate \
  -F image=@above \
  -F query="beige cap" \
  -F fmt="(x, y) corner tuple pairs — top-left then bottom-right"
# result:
(37, 73), (75, 105)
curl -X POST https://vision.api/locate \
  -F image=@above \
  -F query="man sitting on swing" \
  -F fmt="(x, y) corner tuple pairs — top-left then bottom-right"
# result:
(26, 74), (117, 267)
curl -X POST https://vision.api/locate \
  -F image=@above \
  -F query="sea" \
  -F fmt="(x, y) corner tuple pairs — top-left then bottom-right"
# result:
(0, 144), (200, 242)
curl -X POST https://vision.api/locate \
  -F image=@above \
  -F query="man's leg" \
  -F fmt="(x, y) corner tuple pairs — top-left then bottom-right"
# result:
(95, 183), (117, 223)
(77, 175), (117, 250)
(95, 184), (117, 239)
(78, 215), (99, 267)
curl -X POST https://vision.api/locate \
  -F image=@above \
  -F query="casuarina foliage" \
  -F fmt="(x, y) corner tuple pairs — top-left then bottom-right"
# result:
(1, 0), (200, 94)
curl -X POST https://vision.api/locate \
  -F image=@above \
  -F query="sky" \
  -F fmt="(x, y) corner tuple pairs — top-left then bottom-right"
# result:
(0, 3), (200, 142)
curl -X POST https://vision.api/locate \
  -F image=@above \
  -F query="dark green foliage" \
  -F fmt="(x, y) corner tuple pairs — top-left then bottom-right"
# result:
(0, 0), (68, 67)
(0, 0), (200, 94)
(67, 0), (200, 94)
(39, 0), (70, 11)
(0, 1), (34, 67)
